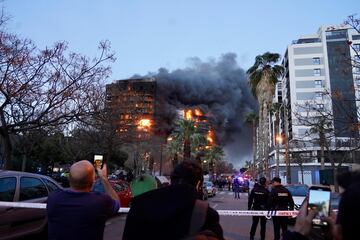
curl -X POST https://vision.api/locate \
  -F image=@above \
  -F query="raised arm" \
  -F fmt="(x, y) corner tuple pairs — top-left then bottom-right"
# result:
(96, 163), (120, 203)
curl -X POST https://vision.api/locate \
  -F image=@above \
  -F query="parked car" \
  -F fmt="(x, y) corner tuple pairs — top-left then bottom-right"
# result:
(284, 184), (309, 210)
(155, 176), (171, 188)
(204, 181), (216, 197)
(109, 180), (132, 207)
(284, 184), (309, 225)
(0, 170), (63, 240)
(200, 183), (208, 200)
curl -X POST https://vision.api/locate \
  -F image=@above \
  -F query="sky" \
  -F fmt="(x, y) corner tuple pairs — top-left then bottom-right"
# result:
(3, 0), (359, 168)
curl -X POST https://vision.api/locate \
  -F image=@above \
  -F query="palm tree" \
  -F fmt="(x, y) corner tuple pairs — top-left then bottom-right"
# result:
(178, 119), (196, 161)
(166, 119), (197, 164)
(190, 132), (207, 163)
(205, 145), (224, 175)
(247, 52), (284, 179)
(245, 112), (259, 168)
(165, 135), (182, 168)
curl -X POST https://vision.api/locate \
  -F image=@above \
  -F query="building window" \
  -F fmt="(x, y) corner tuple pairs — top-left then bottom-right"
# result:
(354, 67), (360, 74)
(355, 77), (360, 86)
(353, 44), (360, 52)
(314, 69), (321, 76)
(315, 92), (323, 100)
(317, 104), (324, 110)
(313, 57), (320, 65)
(315, 80), (322, 88)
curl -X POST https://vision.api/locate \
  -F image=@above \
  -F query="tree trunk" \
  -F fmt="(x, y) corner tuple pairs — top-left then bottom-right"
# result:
(183, 138), (191, 161)
(285, 134), (291, 184)
(263, 102), (270, 180)
(0, 129), (13, 170)
(252, 121), (257, 168)
(21, 155), (27, 172)
(172, 153), (178, 169)
(257, 103), (264, 176)
(320, 131), (325, 170)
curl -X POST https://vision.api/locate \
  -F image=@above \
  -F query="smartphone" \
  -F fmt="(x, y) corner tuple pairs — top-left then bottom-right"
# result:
(308, 185), (331, 227)
(94, 155), (103, 169)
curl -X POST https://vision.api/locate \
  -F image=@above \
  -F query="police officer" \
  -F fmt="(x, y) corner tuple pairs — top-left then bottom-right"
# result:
(268, 177), (294, 240)
(248, 177), (269, 240)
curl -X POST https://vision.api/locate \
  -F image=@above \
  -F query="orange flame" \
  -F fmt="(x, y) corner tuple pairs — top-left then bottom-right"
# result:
(185, 110), (192, 120)
(207, 130), (214, 145)
(137, 118), (152, 131)
(194, 109), (202, 116)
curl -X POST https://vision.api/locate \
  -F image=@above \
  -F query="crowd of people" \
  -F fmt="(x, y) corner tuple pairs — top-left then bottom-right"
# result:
(45, 159), (360, 240)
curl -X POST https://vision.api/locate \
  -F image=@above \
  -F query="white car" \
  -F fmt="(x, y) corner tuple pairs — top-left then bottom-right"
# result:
(284, 184), (309, 209)
(204, 181), (217, 197)
(284, 184), (309, 225)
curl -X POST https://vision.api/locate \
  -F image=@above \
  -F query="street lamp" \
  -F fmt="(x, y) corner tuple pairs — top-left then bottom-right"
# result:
(275, 135), (283, 177)
(275, 135), (290, 184)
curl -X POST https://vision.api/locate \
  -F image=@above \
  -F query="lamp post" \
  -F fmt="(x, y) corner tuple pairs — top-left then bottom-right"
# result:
(276, 134), (291, 184)
(275, 135), (282, 177)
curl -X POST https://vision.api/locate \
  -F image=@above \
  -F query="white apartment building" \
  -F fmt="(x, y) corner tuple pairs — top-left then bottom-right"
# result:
(268, 25), (360, 184)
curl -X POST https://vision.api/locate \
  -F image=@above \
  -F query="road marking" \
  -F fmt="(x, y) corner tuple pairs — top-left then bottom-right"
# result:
(213, 204), (218, 209)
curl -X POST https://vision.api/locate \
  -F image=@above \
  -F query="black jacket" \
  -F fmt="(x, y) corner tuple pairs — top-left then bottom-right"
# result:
(248, 184), (269, 210)
(122, 184), (224, 240)
(268, 185), (294, 211)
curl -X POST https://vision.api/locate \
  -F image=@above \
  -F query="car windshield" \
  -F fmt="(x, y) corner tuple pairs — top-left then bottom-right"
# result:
(285, 185), (308, 196)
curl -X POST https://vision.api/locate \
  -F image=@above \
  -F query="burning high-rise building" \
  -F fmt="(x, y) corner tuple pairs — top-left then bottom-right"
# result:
(105, 78), (156, 142)
(178, 107), (216, 148)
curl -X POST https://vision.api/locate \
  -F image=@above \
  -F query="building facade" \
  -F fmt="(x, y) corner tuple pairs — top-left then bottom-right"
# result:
(106, 78), (156, 142)
(268, 25), (360, 184)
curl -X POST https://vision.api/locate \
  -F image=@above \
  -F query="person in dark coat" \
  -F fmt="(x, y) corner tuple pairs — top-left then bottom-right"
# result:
(122, 160), (224, 240)
(268, 177), (294, 240)
(248, 177), (269, 240)
(233, 177), (241, 199)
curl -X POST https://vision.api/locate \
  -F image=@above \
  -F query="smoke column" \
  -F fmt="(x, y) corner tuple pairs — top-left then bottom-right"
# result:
(135, 53), (258, 168)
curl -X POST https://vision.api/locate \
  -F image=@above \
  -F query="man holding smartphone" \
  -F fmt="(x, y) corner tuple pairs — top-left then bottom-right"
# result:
(268, 177), (295, 240)
(47, 160), (120, 240)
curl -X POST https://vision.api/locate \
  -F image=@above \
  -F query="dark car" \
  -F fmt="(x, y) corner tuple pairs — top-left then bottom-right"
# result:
(0, 170), (63, 240)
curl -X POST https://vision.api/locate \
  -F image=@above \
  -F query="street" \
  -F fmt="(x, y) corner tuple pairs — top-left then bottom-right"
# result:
(104, 188), (276, 240)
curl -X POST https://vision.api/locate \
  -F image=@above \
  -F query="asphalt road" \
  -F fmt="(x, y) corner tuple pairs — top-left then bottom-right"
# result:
(104, 188), (276, 240)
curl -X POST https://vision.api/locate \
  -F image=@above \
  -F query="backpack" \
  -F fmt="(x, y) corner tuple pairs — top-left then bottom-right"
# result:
(182, 200), (220, 240)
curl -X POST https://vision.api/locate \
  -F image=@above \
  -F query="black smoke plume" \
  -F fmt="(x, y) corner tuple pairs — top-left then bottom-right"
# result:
(134, 53), (258, 167)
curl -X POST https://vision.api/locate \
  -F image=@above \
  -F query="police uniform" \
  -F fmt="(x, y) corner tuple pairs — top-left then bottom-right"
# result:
(268, 183), (294, 240)
(248, 183), (269, 240)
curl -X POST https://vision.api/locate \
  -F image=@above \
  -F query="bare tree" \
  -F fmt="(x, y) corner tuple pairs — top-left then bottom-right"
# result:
(0, 14), (115, 169)
(294, 99), (360, 192)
